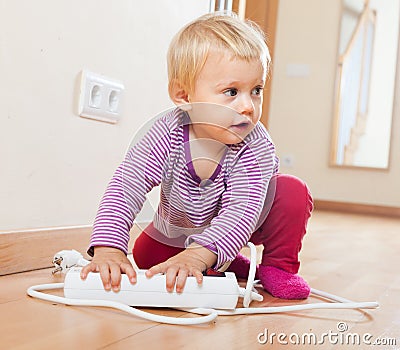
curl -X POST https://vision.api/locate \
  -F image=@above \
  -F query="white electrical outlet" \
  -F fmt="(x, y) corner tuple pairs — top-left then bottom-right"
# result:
(78, 70), (124, 124)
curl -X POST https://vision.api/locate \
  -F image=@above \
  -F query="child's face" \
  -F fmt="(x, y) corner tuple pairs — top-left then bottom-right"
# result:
(187, 50), (266, 144)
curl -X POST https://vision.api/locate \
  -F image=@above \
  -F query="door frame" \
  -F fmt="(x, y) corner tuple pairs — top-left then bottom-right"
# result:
(243, 0), (279, 127)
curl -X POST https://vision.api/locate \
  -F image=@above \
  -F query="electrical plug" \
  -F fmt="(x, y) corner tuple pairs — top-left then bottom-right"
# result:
(52, 249), (90, 274)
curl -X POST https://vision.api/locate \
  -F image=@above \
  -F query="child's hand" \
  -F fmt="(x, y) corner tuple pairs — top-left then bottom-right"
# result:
(80, 246), (136, 292)
(145, 244), (217, 293)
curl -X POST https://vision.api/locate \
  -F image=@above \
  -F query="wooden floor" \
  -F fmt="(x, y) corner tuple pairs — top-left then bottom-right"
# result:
(1, 210), (399, 349)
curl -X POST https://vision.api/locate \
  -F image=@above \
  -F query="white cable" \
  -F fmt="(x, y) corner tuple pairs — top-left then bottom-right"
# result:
(310, 288), (354, 303)
(27, 282), (378, 324)
(27, 244), (379, 325)
(26, 284), (218, 325)
(181, 300), (379, 316)
(238, 287), (263, 302)
(242, 242), (258, 307)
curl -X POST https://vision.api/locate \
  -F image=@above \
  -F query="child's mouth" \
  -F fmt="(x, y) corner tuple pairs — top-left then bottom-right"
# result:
(230, 121), (250, 132)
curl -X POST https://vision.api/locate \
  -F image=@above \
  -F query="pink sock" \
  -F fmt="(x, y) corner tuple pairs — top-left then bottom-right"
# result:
(258, 265), (310, 300)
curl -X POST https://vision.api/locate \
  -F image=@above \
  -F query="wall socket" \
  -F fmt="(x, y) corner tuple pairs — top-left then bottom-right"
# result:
(78, 70), (124, 124)
(281, 155), (295, 168)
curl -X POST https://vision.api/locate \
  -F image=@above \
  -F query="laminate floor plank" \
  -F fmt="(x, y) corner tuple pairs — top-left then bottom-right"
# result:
(1, 211), (399, 349)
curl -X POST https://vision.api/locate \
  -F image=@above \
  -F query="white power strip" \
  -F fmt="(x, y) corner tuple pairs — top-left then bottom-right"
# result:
(64, 267), (241, 310)
(27, 243), (379, 325)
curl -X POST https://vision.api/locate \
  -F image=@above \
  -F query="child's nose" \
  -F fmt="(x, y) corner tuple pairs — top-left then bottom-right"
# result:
(237, 95), (255, 116)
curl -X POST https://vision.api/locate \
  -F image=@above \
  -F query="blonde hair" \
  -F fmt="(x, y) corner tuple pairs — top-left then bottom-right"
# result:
(167, 12), (271, 96)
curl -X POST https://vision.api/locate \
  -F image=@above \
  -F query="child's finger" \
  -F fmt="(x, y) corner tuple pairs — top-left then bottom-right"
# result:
(192, 268), (204, 285)
(98, 263), (112, 290)
(175, 268), (189, 293)
(145, 262), (165, 277)
(165, 266), (180, 292)
(120, 263), (137, 284)
(80, 262), (98, 280)
(109, 263), (122, 291)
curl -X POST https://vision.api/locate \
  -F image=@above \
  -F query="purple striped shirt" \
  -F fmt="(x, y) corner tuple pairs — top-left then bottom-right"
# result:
(89, 108), (279, 268)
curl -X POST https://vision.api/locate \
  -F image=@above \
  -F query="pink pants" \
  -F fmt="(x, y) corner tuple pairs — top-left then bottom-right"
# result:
(132, 173), (313, 274)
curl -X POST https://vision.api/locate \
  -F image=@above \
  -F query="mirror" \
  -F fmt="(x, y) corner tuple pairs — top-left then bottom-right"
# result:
(331, 0), (400, 169)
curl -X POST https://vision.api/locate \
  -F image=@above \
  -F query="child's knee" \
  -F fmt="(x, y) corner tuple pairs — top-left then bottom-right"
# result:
(275, 174), (313, 215)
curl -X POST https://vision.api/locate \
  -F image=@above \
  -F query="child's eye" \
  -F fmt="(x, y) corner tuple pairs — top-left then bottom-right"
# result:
(252, 87), (264, 95)
(223, 88), (238, 97)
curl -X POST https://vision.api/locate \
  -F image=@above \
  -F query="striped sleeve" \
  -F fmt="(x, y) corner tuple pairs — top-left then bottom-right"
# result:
(186, 138), (276, 269)
(88, 116), (172, 256)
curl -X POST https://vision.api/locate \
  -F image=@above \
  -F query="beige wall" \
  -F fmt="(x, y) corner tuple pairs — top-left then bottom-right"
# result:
(2, 0), (399, 233)
(268, 0), (400, 207)
(0, 0), (209, 231)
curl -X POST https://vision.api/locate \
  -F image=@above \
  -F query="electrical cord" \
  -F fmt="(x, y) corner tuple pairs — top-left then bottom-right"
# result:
(26, 283), (218, 325)
(27, 243), (379, 325)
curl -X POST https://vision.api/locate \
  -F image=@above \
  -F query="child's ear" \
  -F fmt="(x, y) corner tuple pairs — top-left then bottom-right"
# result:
(169, 80), (190, 107)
